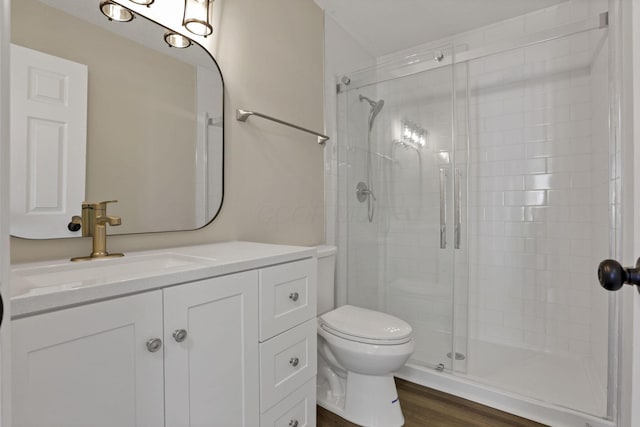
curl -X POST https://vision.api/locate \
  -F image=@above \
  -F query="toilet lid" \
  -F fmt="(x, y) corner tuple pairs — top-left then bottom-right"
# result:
(319, 305), (412, 344)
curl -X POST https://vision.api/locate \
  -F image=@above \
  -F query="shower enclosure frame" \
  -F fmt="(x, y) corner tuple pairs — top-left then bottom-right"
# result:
(331, 1), (625, 425)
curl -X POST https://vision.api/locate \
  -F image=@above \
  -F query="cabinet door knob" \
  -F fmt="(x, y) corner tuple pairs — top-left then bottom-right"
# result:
(289, 420), (299, 427)
(289, 357), (299, 367)
(146, 338), (162, 352)
(172, 329), (188, 342)
(289, 292), (299, 302)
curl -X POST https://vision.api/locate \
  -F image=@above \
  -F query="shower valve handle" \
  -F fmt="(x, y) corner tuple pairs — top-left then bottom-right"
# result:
(597, 258), (640, 294)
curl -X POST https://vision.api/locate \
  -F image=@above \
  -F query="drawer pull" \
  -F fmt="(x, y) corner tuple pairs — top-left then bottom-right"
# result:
(289, 420), (299, 427)
(289, 357), (300, 367)
(146, 338), (162, 353)
(289, 292), (299, 302)
(172, 329), (188, 342)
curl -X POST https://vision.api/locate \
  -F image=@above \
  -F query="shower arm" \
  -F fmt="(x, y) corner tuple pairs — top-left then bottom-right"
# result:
(236, 109), (329, 144)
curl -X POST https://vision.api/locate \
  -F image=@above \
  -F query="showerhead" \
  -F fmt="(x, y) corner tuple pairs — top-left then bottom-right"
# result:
(359, 94), (385, 130)
(370, 99), (384, 118)
(359, 95), (383, 111)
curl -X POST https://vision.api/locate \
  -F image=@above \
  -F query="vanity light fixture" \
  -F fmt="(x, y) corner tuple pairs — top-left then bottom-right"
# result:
(129, 0), (154, 5)
(99, 1), (134, 22)
(164, 31), (192, 48)
(183, 0), (214, 37)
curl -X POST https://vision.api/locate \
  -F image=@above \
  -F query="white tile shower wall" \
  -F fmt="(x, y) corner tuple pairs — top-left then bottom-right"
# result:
(376, 77), (455, 327)
(464, 21), (609, 356)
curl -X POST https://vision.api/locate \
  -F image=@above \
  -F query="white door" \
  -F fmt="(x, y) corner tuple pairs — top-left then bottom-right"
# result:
(164, 271), (260, 427)
(0, 2), (10, 425)
(10, 44), (87, 239)
(12, 292), (165, 427)
(631, 2), (640, 426)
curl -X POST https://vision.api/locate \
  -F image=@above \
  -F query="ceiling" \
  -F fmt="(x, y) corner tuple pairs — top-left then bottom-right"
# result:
(314, 0), (569, 57)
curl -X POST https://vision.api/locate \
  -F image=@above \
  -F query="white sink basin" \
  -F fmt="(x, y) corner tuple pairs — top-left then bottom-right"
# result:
(12, 253), (215, 298)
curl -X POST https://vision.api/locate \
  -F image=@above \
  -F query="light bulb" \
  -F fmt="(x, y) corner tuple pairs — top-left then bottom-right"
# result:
(403, 123), (411, 140)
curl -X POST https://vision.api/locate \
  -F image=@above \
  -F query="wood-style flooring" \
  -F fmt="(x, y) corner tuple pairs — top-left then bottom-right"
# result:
(316, 378), (549, 427)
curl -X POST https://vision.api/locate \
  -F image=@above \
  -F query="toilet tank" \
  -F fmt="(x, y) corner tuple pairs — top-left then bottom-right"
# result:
(316, 245), (337, 315)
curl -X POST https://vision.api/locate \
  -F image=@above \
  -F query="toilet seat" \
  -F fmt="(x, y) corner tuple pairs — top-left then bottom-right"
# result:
(319, 305), (412, 345)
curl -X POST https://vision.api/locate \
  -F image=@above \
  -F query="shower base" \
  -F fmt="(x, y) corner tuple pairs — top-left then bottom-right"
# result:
(397, 339), (613, 427)
(464, 340), (606, 416)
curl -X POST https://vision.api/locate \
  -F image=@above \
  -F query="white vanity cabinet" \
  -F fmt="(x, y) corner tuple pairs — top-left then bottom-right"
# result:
(12, 291), (165, 427)
(258, 258), (318, 427)
(164, 270), (259, 427)
(11, 244), (317, 427)
(13, 272), (260, 427)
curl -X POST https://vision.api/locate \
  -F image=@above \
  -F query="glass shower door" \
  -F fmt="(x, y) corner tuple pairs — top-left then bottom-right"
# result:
(461, 24), (614, 418)
(335, 6), (618, 422)
(339, 49), (465, 372)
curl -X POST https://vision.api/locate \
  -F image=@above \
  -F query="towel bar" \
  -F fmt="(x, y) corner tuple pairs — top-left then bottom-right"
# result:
(236, 108), (329, 144)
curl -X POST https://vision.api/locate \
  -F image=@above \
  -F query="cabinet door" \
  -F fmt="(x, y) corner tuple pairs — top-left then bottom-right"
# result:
(12, 291), (164, 427)
(164, 271), (259, 427)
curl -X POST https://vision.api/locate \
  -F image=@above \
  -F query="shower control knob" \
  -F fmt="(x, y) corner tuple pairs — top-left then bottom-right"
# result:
(597, 258), (640, 293)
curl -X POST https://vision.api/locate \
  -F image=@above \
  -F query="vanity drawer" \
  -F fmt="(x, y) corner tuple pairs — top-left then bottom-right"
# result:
(260, 319), (317, 411)
(259, 258), (316, 341)
(260, 378), (316, 427)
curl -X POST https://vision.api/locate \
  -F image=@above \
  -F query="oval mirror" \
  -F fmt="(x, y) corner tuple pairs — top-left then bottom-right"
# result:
(10, 0), (224, 238)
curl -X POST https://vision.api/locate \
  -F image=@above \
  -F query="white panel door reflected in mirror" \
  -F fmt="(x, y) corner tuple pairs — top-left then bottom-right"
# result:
(10, 0), (224, 239)
(10, 45), (88, 239)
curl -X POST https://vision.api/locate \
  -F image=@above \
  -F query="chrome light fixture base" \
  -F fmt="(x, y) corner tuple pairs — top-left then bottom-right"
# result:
(164, 31), (192, 49)
(99, 1), (134, 22)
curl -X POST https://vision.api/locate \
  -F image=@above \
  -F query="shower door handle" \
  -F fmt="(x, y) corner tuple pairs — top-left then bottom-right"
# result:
(598, 258), (640, 294)
(439, 168), (447, 249)
(454, 168), (462, 249)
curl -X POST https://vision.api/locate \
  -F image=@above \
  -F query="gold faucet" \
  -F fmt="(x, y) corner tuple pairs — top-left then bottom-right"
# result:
(70, 200), (124, 261)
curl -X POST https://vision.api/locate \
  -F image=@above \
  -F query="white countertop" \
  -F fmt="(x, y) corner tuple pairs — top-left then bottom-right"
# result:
(11, 241), (316, 318)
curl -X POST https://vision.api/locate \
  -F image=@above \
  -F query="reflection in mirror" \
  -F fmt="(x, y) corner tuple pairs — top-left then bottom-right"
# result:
(10, 0), (224, 239)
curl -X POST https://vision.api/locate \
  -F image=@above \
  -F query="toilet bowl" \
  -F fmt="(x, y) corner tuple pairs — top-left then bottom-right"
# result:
(316, 246), (415, 427)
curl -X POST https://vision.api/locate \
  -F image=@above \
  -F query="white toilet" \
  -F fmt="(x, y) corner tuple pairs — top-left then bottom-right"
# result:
(316, 245), (415, 427)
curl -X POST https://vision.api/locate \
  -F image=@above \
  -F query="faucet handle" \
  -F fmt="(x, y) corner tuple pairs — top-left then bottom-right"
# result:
(96, 200), (118, 211)
(101, 215), (122, 226)
(82, 200), (118, 209)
